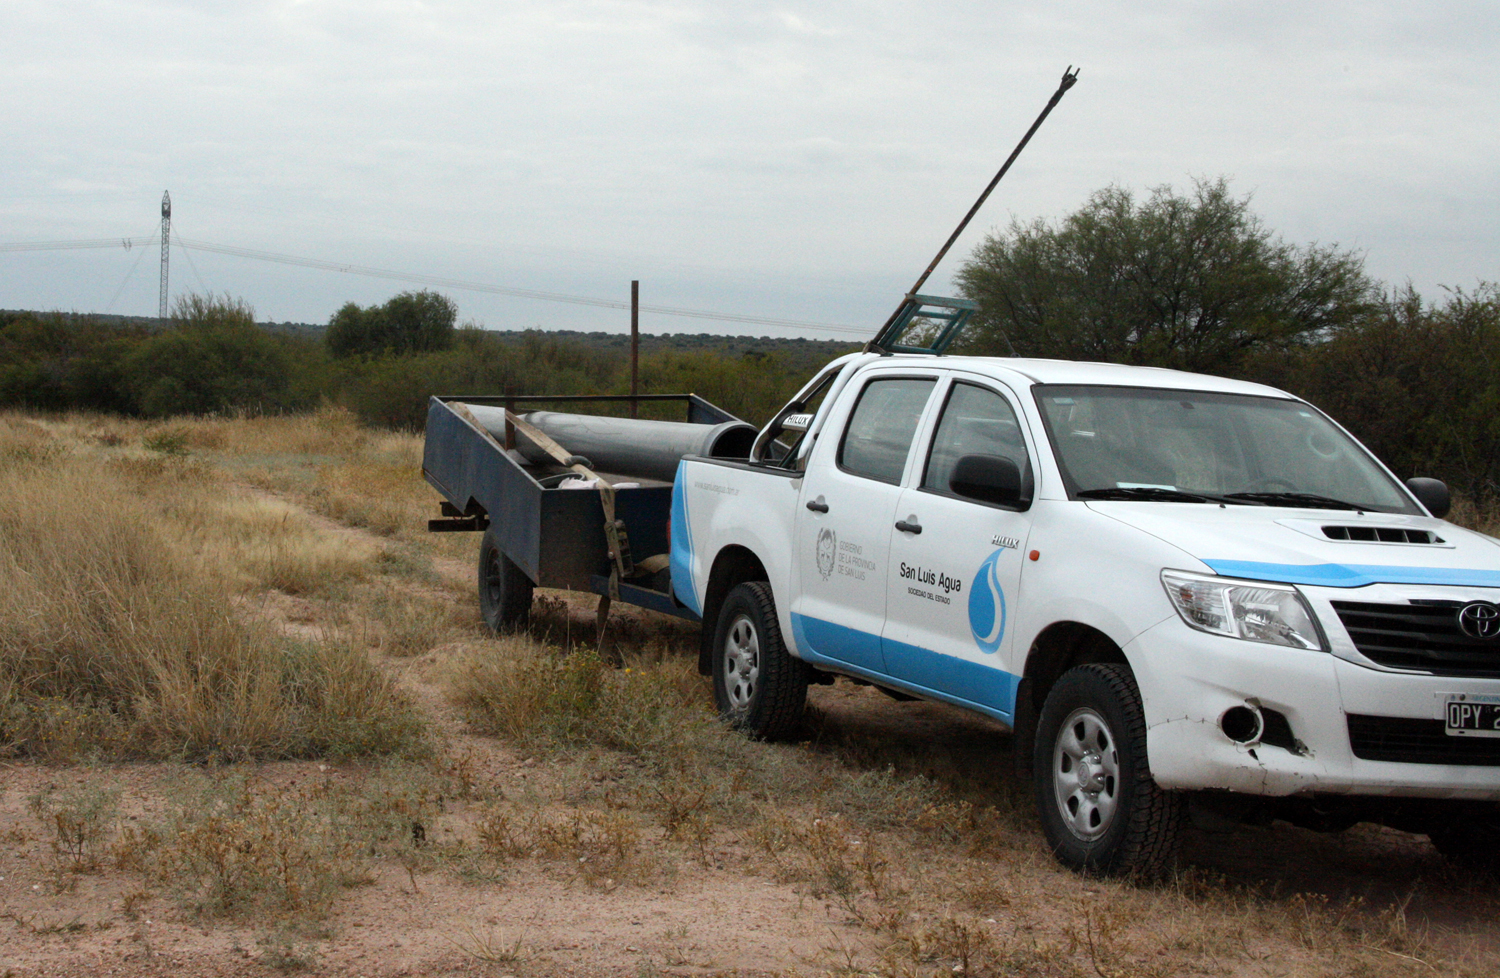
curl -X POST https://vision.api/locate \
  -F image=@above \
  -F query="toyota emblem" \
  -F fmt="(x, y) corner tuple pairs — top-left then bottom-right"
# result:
(1458, 602), (1500, 640)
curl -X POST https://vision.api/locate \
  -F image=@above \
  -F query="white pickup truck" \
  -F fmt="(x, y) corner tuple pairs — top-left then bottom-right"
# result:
(668, 312), (1500, 875)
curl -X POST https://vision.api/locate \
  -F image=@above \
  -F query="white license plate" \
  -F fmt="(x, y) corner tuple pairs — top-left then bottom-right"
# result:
(1446, 698), (1500, 738)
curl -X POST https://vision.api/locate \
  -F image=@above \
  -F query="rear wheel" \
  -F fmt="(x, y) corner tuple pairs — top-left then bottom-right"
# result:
(712, 581), (808, 740)
(478, 527), (534, 632)
(1033, 663), (1183, 877)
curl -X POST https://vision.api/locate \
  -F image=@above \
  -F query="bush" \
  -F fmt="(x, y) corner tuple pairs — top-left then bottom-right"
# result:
(0, 311), (142, 412)
(121, 293), (304, 417)
(327, 290), (457, 358)
(1264, 284), (1500, 501)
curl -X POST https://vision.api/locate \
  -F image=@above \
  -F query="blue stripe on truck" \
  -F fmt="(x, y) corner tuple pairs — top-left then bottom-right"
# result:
(1202, 560), (1500, 589)
(669, 464), (701, 617)
(791, 613), (1020, 725)
(881, 636), (1020, 721)
(791, 613), (884, 672)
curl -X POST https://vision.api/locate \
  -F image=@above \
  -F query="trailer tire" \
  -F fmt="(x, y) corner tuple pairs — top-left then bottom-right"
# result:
(1033, 663), (1182, 877)
(478, 527), (533, 632)
(712, 581), (807, 741)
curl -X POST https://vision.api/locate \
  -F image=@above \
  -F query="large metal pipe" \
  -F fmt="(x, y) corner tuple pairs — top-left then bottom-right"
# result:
(460, 404), (757, 483)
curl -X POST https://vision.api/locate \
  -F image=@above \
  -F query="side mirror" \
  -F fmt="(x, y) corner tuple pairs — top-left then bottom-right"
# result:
(1406, 477), (1451, 519)
(951, 454), (1028, 509)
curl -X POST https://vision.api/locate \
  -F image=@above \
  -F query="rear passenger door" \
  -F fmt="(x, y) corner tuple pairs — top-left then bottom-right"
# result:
(790, 372), (938, 673)
(881, 377), (1034, 721)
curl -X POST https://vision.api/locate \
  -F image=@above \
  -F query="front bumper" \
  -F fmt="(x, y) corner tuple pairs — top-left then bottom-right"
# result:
(1130, 586), (1500, 799)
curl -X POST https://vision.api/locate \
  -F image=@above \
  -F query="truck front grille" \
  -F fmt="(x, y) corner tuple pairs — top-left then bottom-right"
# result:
(1347, 714), (1500, 765)
(1330, 600), (1500, 677)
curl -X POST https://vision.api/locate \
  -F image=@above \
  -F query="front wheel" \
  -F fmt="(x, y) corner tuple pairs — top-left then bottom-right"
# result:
(478, 527), (534, 632)
(712, 581), (808, 740)
(1033, 663), (1183, 877)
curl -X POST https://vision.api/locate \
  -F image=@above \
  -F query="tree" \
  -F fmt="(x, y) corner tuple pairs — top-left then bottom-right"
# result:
(954, 179), (1377, 373)
(326, 290), (457, 358)
(122, 293), (293, 416)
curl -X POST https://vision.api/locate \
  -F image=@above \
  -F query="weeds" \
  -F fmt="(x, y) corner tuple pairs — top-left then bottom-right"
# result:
(142, 426), (190, 456)
(449, 924), (528, 964)
(29, 783), (119, 876)
(158, 781), (360, 916)
(447, 643), (716, 762)
(534, 809), (649, 886)
(256, 927), (322, 972)
(751, 812), (892, 917)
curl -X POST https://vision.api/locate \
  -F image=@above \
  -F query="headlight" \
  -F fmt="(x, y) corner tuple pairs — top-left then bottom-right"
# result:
(1160, 570), (1325, 651)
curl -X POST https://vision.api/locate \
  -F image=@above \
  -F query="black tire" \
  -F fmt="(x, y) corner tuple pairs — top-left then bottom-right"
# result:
(1033, 663), (1183, 877)
(712, 581), (808, 740)
(477, 527), (534, 632)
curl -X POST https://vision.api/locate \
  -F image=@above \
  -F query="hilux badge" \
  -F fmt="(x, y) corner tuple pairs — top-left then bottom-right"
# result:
(1458, 602), (1500, 640)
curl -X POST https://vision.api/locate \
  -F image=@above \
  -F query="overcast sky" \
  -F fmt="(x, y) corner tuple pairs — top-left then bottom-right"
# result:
(3, 1), (1496, 339)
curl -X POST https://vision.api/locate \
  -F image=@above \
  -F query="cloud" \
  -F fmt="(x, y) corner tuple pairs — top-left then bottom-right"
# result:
(1, 1), (1496, 332)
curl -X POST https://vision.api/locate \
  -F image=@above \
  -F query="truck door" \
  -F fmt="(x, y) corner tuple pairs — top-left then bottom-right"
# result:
(791, 374), (938, 673)
(881, 379), (1033, 721)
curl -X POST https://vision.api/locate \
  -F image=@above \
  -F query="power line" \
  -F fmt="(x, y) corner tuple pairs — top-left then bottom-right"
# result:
(105, 236), (153, 314)
(0, 233), (869, 337)
(0, 236), (156, 252)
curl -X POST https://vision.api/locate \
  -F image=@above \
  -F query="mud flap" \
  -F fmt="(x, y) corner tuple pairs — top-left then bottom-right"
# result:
(1012, 676), (1037, 779)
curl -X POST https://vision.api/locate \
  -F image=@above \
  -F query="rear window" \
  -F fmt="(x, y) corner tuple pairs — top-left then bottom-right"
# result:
(837, 378), (936, 485)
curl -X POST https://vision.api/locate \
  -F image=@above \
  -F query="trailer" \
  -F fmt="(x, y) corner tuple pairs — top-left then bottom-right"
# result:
(421, 393), (756, 634)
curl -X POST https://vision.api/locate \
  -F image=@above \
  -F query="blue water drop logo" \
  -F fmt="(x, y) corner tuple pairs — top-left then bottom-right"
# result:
(967, 549), (1007, 654)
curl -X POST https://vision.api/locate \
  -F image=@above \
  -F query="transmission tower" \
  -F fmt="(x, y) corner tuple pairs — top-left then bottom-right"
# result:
(159, 190), (171, 319)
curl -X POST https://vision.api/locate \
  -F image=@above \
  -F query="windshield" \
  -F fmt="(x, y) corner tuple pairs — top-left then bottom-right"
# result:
(1034, 385), (1420, 514)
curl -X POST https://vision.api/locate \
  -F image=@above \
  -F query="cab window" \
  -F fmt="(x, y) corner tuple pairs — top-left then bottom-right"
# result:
(922, 383), (1028, 495)
(837, 377), (936, 484)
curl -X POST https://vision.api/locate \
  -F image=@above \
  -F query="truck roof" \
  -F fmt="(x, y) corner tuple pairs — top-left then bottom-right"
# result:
(879, 353), (1295, 400)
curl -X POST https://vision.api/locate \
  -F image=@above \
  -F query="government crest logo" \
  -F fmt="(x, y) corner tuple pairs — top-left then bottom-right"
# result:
(816, 528), (837, 580)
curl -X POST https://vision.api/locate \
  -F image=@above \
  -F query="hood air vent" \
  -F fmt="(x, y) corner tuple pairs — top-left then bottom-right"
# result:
(1322, 525), (1444, 545)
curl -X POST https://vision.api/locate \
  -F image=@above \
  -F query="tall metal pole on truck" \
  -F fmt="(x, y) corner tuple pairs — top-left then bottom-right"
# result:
(630, 280), (640, 418)
(865, 66), (1079, 353)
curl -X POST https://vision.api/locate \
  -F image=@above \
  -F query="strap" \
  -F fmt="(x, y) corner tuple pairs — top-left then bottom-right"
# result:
(635, 554), (670, 574)
(502, 409), (632, 597)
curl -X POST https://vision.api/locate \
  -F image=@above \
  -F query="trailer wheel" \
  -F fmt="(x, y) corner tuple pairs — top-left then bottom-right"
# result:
(712, 581), (807, 740)
(1033, 663), (1183, 877)
(478, 527), (534, 632)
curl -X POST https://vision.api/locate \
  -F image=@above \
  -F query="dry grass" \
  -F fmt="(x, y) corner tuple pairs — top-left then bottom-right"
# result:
(0, 414), (422, 761)
(1449, 495), (1500, 537)
(5, 406), (1500, 976)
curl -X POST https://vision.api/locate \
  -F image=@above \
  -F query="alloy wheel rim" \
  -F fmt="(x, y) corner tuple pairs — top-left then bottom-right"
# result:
(1052, 706), (1121, 842)
(723, 614), (760, 710)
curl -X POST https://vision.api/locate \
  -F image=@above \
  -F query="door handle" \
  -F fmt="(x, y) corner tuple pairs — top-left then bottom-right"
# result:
(895, 517), (922, 534)
(806, 495), (829, 513)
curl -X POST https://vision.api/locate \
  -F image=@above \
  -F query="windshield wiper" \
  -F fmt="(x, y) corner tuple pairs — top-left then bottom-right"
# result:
(1077, 487), (1218, 503)
(1222, 491), (1360, 510)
